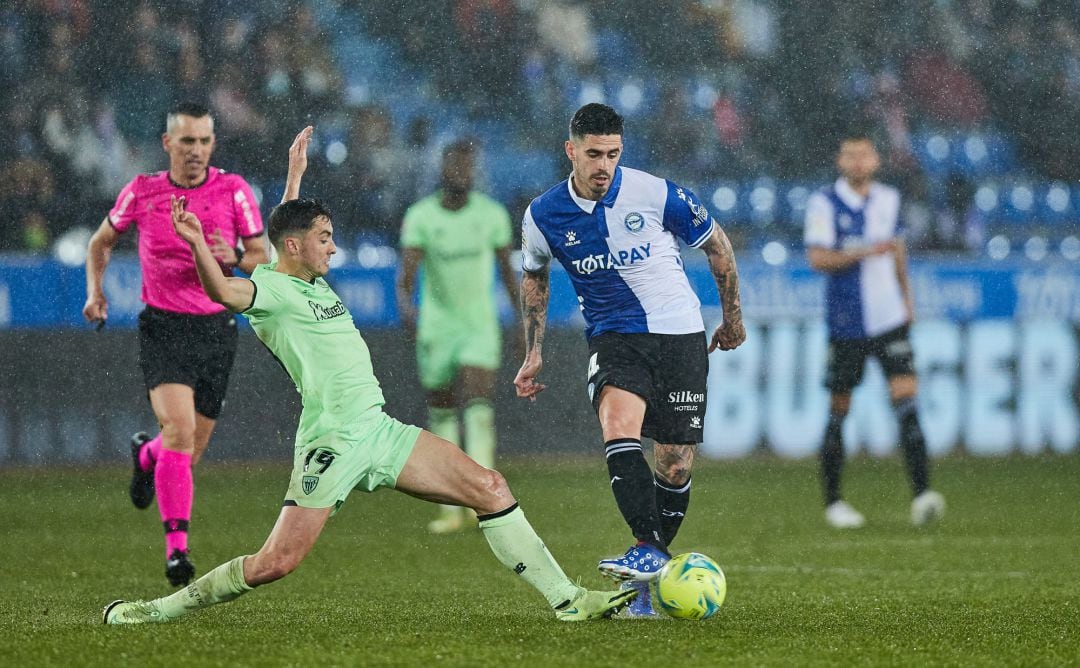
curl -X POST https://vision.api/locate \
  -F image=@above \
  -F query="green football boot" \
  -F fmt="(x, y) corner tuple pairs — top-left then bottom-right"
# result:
(555, 588), (637, 622)
(102, 600), (169, 625)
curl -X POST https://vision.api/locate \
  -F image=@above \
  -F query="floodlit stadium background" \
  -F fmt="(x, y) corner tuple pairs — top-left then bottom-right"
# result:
(1, 0), (1078, 463)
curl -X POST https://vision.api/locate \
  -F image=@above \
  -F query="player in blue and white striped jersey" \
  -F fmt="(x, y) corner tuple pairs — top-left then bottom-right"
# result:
(514, 104), (745, 615)
(804, 130), (945, 530)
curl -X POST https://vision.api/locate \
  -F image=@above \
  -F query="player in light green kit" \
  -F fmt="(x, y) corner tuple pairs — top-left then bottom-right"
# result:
(103, 127), (635, 625)
(397, 140), (519, 534)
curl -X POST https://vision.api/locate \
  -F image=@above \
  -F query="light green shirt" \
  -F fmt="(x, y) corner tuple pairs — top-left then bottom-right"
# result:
(244, 263), (385, 447)
(400, 192), (512, 336)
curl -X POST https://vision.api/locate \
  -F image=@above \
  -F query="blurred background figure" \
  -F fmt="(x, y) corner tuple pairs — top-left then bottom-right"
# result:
(804, 131), (945, 529)
(397, 139), (518, 534)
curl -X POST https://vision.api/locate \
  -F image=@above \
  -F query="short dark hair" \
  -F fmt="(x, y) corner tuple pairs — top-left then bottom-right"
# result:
(838, 120), (878, 147)
(569, 103), (623, 140)
(166, 102), (213, 134)
(170, 101), (211, 119)
(268, 198), (332, 247)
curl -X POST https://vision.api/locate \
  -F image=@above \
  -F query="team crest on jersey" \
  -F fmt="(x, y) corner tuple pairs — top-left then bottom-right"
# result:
(565, 230), (581, 247)
(302, 475), (319, 494)
(624, 212), (645, 233)
(838, 213), (853, 230)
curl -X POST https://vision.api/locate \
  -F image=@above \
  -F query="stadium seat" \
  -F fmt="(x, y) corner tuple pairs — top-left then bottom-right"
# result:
(742, 177), (779, 227)
(973, 181), (1002, 224)
(707, 182), (744, 226)
(953, 133), (991, 177)
(1037, 181), (1075, 229)
(607, 76), (659, 118)
(999, 180), (1038, 227)
(952, 131), (1017, 177)
(912, 132), (953, 178)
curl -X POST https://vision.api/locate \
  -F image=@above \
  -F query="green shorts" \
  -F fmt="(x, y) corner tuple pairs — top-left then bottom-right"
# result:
(416, 323), (501, 390)
(284, 409), (422, 513)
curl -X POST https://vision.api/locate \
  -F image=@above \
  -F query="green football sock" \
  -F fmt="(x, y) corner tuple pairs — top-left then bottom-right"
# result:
(479, 506), (583, 609)
(463, 399), (496, 469)
(428, 406), (459, 445)
(156, 555), (253, 619)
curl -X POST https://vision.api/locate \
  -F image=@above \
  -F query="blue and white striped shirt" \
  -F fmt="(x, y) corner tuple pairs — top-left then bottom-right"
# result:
(522, 166), (712, 339)
(804, 178), (909, 340)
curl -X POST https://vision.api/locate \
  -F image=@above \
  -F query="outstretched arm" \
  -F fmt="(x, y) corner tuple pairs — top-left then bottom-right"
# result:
(396, 248), (422, 335)
(700, 224), (746, 352)
(495, 246), (522, 357)
(513, 266), (550, 400)
(282, 126), (313, 203)
(83, 217), (120, 324)
(171, 195), (255, 312)
(807, 240), (895, 273)
(495, 246), (521, 316)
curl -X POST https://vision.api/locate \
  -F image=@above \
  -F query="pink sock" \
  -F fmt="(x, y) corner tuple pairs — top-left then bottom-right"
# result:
(138, 434), (163, 472)
(155, 449), (193, 556)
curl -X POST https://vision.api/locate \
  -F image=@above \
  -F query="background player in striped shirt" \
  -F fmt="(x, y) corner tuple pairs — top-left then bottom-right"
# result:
(514, 103), (745, 616)
(804, 130), (946, 529)
(397, 140), (519, 534)
(83, 102), (269, 585)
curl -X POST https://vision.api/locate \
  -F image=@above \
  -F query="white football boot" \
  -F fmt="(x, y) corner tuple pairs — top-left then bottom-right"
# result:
(910, 490), (946, 527)
(825, 500), (866, 529)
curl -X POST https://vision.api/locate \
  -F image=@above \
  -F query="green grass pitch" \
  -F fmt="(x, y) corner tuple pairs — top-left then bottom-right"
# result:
(1, 455), (1077, 667)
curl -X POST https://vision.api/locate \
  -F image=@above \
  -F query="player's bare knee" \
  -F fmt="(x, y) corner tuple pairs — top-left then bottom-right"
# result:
(159, 423), (196, 453)
(830, 394), (852, 415)
(889, 376), (918, 402)
(600, 416), (641, 441)
(472, 468), (512, 512)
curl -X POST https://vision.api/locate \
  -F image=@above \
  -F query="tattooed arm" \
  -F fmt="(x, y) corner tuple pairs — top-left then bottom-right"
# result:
(513, 265), (550, 401)
(700, 224), (747, 352)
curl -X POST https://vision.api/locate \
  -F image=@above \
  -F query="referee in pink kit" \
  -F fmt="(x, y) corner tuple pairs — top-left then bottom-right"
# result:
(83, 102), (269, 586)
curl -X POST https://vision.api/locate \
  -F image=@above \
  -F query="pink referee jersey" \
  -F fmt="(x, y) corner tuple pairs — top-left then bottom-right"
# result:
(109, 167), (264, 315)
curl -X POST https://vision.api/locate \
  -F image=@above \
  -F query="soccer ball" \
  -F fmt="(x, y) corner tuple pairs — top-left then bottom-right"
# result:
(650, 552), (727, 620)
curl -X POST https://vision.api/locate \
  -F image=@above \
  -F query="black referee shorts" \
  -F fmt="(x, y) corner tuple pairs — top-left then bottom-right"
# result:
(825, 324), (916, 394)
(138, 306), (238, 420)
(586, 331), (709, 445)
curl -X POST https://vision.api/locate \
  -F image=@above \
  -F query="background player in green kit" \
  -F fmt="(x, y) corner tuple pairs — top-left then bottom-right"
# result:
(397, 140), (519, 534)
(103, 127), (635, 626)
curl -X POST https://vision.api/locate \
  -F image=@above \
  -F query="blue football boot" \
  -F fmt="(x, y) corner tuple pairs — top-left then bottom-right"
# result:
(597, 543), (670, 581)
(619, 580), (660, 618)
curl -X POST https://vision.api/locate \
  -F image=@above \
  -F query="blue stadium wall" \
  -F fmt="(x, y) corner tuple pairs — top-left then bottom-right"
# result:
(1, 255), (1077, 466)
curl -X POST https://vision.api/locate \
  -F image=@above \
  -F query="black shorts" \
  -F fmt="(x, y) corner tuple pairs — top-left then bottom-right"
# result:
(825, 324), (915, 393)
(586, 331), (709, 445)
(138, 306), (238, 419)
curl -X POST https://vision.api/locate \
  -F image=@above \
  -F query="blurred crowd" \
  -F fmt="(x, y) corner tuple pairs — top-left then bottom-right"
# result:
(1, 0), (1077, 254)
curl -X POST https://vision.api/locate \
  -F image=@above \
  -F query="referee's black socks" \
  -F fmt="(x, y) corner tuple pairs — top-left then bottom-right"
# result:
(605, 438), (667, 552)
